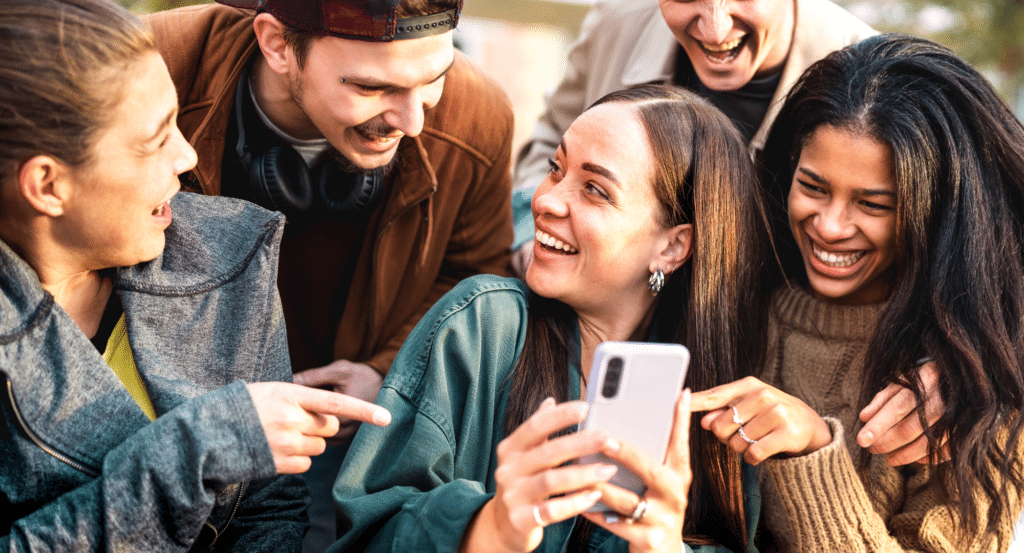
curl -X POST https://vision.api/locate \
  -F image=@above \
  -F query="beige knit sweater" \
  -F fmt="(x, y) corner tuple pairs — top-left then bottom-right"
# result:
(757, 285), (1020, 553)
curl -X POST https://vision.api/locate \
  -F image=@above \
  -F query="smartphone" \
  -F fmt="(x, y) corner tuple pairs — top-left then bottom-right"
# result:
(579, 341), (689, 512)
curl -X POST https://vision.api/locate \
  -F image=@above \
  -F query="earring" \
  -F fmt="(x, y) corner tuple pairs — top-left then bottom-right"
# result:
(648, 268), (665, 296)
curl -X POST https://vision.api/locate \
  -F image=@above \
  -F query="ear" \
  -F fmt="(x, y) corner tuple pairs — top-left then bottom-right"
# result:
(253, 13), (291, 75)
(17, 155), (70, 217)
(652, 223), (693, 275)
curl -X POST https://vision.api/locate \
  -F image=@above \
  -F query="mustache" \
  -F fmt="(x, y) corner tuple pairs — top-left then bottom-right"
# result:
(354, 120), (400, 137)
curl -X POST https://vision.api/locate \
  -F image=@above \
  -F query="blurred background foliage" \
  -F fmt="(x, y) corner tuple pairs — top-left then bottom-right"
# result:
(123, 0), (1024, 120)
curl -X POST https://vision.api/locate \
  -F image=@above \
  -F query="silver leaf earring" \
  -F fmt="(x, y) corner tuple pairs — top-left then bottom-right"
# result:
(648, 268), (665, 296)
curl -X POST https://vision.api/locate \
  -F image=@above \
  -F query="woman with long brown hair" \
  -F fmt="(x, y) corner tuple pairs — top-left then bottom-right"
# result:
(333, 84), (771, 552)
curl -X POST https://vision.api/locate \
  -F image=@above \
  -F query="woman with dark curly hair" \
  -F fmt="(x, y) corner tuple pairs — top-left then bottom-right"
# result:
(694, 34), (1024, 552)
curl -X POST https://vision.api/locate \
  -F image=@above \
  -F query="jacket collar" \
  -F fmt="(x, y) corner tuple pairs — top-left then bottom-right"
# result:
(617, 0), (856, 153)
(752, 0), (874, 149)
(0, 238), (149, 474)
(0, 193), (284, 472)
(0, 239), (49, 342)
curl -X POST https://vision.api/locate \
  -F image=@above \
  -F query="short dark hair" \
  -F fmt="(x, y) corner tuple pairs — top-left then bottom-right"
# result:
(283, 0), (459, 68)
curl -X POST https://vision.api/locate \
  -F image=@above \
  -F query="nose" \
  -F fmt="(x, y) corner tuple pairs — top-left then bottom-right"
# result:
(532, 176), (570, 220)
(384, 88), (427, 138)
(815, 201), (856, 242)
(695, 2), (733, 44)
(172, 125), (197, 176)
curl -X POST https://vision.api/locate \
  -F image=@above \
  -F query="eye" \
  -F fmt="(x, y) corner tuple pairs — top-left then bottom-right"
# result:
(349, 82), (388, 94)
(584, 182), (610, 202)
(860, 199), (894, 212)
(546, 158), (563, 179)
(158, 132), (171, 149)
(797, 180), (826, 196)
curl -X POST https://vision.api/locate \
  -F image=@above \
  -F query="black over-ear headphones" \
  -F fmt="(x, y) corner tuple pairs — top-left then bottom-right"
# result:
(233, 62), (385, 220)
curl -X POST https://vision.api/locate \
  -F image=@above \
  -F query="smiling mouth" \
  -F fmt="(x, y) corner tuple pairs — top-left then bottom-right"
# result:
(698, 35), (747, 63)
(355, 127), (401, 145)
(535, 229), (578, 254)
(811, 242), (865, 268)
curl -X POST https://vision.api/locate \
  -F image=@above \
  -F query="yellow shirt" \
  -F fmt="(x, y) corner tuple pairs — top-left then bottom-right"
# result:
(102, 314), (157, 421)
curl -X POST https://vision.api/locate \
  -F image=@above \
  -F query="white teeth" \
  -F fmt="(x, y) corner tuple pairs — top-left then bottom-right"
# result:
(811, 243), (864, 267)
(535, 229), (578, 254)
(703, 36), (743, 52)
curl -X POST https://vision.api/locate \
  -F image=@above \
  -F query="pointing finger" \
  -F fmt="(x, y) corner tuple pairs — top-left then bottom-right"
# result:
(292, 385), (391, 426)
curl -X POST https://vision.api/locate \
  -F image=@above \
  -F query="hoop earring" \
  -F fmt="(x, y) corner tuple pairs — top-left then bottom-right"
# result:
(648, 268), (665, 296)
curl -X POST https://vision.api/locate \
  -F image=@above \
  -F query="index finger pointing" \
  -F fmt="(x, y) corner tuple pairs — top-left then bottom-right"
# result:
(689, 378), (757, 412)
(294, 386), (391, 426)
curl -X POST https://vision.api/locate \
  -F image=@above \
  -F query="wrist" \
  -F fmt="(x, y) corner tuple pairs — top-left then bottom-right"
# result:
(459, 498), (526, 553)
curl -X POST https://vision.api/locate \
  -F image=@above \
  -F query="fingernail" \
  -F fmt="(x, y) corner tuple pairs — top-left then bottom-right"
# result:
(585, 490), (602, 503)
(373, 409), (392, 426)
(858, 430), (872, 445)
(604, 438), (620, 452)
(596, 464), (618, 478)
(577, 402), (590, 419)
(540, 397), (556, 410)
(604, 513), (620, 524)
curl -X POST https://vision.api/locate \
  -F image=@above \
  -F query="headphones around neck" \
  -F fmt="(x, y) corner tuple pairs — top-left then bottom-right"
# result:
(233, 63), (385, 221)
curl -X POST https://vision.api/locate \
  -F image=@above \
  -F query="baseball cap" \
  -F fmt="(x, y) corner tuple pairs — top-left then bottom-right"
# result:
(215, 0), (462, 42)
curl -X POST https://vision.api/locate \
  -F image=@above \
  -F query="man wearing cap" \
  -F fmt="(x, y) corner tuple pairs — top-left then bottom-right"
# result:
(145, 1), (513, 550)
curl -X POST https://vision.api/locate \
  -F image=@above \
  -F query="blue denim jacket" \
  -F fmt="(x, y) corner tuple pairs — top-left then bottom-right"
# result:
(0, 192), (306, 552)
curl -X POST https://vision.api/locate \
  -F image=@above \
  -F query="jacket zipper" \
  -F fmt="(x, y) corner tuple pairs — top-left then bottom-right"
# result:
(5, 380), (100, 478)
(197, 481), (247, 548)
(219, 481), (247, 536)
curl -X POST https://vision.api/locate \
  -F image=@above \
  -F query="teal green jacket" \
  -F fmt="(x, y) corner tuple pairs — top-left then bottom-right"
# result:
(332, 275), (759, 552)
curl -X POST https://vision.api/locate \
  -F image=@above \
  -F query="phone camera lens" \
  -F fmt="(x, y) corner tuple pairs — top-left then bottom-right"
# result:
(602, 357), (623, 398)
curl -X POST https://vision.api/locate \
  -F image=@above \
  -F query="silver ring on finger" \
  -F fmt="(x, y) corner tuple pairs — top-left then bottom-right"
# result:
(626, 499), (648, 524)
(532, 505), (546, 527)
(737, 425), (757, 445)
(731, 405), (744, 425)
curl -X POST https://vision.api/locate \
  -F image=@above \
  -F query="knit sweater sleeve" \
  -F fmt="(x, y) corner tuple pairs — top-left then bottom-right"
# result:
(757, 417), (1019, 553)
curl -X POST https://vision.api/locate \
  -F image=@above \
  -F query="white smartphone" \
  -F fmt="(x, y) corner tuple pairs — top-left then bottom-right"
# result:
(579, 341), (689, 512)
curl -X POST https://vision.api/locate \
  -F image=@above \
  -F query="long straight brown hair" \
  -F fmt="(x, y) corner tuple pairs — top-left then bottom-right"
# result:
(505, 84), (772, 551)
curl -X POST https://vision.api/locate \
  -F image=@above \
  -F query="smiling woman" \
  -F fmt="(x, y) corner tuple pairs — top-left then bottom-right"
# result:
(692, 34), (1024, 552)
(0, 0), (391, 550)
(334, 84), (773, 553)
(786, 125), (898, 305)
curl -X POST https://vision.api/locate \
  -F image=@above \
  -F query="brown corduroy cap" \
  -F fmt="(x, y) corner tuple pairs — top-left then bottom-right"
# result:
(215, 0), (462, 42)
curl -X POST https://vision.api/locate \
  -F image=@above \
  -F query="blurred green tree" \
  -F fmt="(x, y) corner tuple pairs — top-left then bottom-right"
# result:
(839, 0), (1024, 115)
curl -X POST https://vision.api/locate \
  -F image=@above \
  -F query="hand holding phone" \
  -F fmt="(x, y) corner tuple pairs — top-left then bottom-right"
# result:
(579, 341), (689, 512)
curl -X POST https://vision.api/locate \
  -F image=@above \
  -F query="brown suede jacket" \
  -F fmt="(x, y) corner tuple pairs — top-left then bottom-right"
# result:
(145, 4), (514, 375)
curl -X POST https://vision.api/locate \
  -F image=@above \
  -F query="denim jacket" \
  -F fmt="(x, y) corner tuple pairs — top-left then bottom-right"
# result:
(0, 192), (306, 552)
(334, 275), (759, 553)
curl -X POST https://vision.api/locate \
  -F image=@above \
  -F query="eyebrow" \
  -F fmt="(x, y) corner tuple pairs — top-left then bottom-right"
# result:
(348, 57), (456, 89)
(797, 167), (894, 197)
(557, 139), (621, 186)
